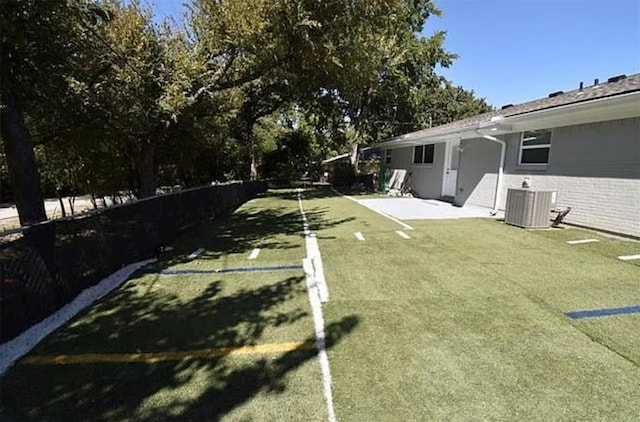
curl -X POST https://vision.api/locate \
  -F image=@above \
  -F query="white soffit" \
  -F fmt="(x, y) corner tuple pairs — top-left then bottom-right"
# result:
(375, 91), (640, 148)
(504, 91), (640, 132)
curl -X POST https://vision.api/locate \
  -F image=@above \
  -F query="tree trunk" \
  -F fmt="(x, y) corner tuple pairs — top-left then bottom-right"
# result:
(350, 142), (359, 169)
(57, 194), (67, 218)
(0, 52), (47, 225)
(250, 147), (259, 181)
(67, 196), (75, 214)
(247, 120), (259, 181)
(138, 143), (156, 198)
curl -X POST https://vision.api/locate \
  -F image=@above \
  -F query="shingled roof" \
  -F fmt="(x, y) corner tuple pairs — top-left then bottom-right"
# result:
(378, 73), (640, 145)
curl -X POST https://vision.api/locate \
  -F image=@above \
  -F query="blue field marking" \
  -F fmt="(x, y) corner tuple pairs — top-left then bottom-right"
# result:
(565, 305), (640, 319)
(215, 264), (304, 274)
(155, 269), (216, 275)
(149, 264), (303, 276)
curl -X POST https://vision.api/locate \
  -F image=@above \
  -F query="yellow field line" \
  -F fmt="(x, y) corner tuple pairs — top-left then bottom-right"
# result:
(20, 341), (316, 365)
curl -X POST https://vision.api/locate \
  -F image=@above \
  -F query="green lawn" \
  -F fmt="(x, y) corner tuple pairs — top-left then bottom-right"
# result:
(304, 191), (640, 421)
(1, 188), (639, 421)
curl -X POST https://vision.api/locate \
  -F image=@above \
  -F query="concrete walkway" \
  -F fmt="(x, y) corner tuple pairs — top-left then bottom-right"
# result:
(0, 198), (98, 231)
(355, 197), (504, 220)
(0, 197), (116, 221)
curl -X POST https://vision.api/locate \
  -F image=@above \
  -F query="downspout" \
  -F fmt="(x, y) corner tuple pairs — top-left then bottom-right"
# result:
(478, 133), (506, 215)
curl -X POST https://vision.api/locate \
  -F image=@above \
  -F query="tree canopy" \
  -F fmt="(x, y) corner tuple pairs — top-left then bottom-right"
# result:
(0, 0), (490, 225)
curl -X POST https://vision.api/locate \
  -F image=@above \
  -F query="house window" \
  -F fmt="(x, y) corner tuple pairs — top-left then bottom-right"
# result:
(385, 149), (392, 164)
(519, 129), (552, 165)
(413, 144), (434, 164)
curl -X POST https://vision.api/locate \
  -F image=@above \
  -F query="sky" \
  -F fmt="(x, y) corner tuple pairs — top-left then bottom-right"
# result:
(425, 0), (640, 106)
(152, 0), (640, 107)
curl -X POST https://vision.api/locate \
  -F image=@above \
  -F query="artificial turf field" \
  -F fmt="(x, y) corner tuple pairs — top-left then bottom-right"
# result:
(1, 188), (639, 421)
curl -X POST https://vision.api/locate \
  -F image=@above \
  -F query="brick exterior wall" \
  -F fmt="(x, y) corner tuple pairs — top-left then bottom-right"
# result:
(456, 117), (640, 237)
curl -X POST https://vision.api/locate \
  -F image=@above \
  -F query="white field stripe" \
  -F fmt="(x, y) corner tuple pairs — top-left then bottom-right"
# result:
(354, 232), (365, 241)
(248, 248), (261, 260)
(297, 191), (329, 303)
(187, 248), (205, 259)
(618, 254), (640, 261)
(312, 255), (329, 303)
(302, 259), (336, 422)
(330, 187), (414, 230)
(396, 230), (411, 239)
(0, 258), (157, 376)
(303, 259), (321, 307)
(566, 239), (599, 245)
(298, 190), (336, 422)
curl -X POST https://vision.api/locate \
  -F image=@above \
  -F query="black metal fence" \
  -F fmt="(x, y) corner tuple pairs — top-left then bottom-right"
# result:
(0, 181), (266, 343)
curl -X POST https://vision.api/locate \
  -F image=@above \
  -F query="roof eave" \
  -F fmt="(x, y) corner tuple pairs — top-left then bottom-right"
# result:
(373, 91), (640, 149)
(373, 124), (511, 149)
(503, 91), (640, 132)
(320, 153), (350, 164)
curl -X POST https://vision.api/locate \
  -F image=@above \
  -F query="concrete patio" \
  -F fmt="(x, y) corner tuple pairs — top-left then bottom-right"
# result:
(354, 197), (504, 220)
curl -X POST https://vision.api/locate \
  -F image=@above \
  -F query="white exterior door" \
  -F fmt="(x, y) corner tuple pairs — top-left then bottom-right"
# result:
(442, 140), (460, 197)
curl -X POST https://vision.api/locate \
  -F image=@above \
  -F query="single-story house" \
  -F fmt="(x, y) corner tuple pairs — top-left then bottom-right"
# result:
(374, 73), (640, 238)
(321, 153), (351, 183)
(321, 147), (378, 184)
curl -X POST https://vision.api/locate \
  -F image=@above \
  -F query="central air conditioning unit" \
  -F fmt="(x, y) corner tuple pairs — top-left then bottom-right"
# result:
(505, 188), (556, 228)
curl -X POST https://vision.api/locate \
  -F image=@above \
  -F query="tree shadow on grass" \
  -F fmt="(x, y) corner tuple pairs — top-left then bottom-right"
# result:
(154, 189), (354, 268)
(0, 271), (359, 421)
(266, 187), (339, 201)
(1, 187), (360, 420)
